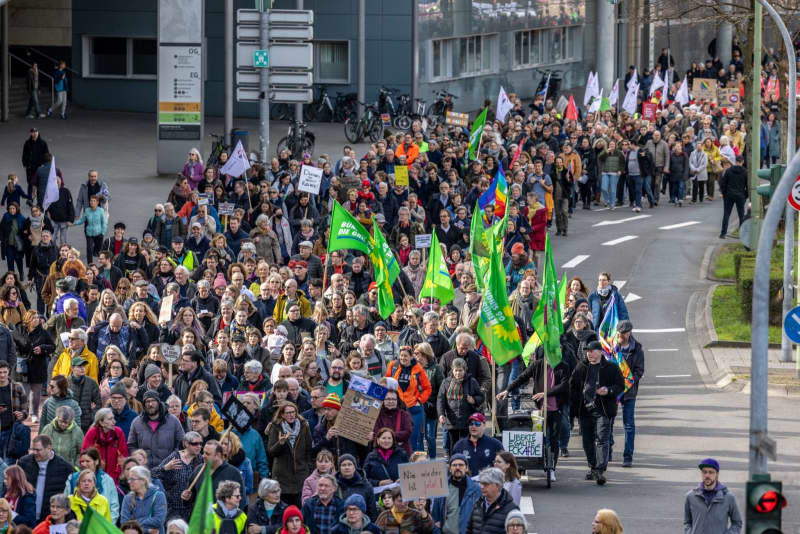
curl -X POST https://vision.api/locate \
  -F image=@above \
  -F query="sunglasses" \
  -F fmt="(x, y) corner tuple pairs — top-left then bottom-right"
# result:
(468, 421), (483, 427)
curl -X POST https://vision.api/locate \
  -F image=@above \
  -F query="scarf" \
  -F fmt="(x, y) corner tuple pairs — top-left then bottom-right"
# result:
(397, 360), (414, 391)
(378, 448), (392, 462)
(597, 286), (610, 297)
(281, 418), (301, 449)
(216, 500), (239, 518)
(446, 377), (464, 402)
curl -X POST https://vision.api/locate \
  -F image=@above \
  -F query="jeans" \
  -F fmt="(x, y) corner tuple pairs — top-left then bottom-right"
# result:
(559, 400), (571, 449)
(34, 274), (45, 313)
(580, 409), (612, 472)
(601, 173), (618, 207)
(49, 91), (67, 118)
(642, 175), (654, 206)
(669, 180), (684, 203)
(408, 404), (425, 452)
(424, 417), (438, 459)
(609, 398), (636, 462)
(25, 92), (40, 117)
(86, 234), (103, 262)
(721, 196), (746, 236)
(508, 358), (521, 410)
(53, 222), (69, 246)
(5, 247), (23, 280)
(630, 174), (643, 208)
(0, 429), (10, 462)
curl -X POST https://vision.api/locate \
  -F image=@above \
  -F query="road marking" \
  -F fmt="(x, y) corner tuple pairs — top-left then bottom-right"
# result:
(624, 292), (642, 303)
(632, 328), (686, 333)
(561, 255), (590, 269)
(592, 207), (610, 212)
(659, 220), (701, 230)
(649, 348), (678, 352)
(655, 374), (692, 378)
(615, 280), (627, 290)
(521, 496), (535, 515)
(602, 235), (638, 246)
(593, 214), (651, 227)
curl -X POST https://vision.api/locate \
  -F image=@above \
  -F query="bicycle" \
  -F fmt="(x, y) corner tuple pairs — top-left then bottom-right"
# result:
(270, 103), (294, 121)
(428, 90), (458, 128)
(304, 85), (335, 122)
(343, 102), (384, 143)
(206, 133), (229, 167)
(276, 120), (315, 158)
(333, 91), (357, 123)
(393, 93), (413, 130)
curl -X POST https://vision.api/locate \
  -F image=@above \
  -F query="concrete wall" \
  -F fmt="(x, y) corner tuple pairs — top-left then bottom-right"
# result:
(9, 0), (72, 47)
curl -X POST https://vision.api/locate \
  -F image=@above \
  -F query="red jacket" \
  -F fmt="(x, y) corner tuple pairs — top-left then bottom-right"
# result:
(82, 425), (129, 483)
(525, 204), (547, 252)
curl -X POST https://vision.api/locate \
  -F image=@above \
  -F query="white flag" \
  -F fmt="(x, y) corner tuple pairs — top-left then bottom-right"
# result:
(42, 156), (59, 211)
(676, 76), (690, 106)
(627, 68), (638, 91)
(609, 79), (620, 106)
(649, 71), (664, 96)
(662, 71), (671, 107)
(622, 82), (639, 115)
(583, 72), (595, 106)
(220, 140), (251, 177)
(496, 86), (513, 122)
(588, 88), (604, 113)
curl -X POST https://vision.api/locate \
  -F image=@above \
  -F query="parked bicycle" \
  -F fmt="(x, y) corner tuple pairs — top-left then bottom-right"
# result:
(427, 90), (458, 128)
(276, 120), (315, 157)
(333, 91), (357, 123)
(270, 103), (294, 121)
(344, 102), (384, 143)
(393, 93), (413, 130)
(206, 133), (229, 167)
(304, 85), (335, 122)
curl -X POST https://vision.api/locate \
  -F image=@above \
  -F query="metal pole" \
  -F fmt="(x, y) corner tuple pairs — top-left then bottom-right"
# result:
(756, 0), (797, 363)
(357, 0), (365, 120)
(1, 4), (8, 122)
(411, 0), (419, 102)
(596, 0), (615, 90)
(294, 0), (303, 124)
(750, 0), (763, 250)
(259, 4), (270, 161)
(224, 0), (233, 146)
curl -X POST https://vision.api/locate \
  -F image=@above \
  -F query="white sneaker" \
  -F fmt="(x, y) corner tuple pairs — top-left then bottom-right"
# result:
(31, 415), (38, 424)
(549, 471), (556, 482)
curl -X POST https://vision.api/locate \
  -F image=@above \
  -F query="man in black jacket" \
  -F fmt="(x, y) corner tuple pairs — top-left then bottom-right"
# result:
(608, 320), (645, 468)
(174, 349), (223, 405)
(22, 128), (49, 202)
(466, 467), (518, 534)
(719, 155), (748, 238)
(569, 340), (624, 485)
(30, 229), (58, 313)
(18, 434), (74, 523)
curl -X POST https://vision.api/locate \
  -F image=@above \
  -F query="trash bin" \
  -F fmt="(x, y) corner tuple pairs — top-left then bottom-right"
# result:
(230, 128), (249, 153)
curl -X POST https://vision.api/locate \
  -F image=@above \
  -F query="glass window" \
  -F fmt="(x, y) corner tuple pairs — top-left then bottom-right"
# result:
(433, 40), (442, 78)
(316, 41), (349, 83)
(91, 37), (126, 76)
(132, 39), (157, 76)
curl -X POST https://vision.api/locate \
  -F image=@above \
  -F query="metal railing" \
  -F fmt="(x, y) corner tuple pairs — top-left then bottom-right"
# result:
(8, 51), (55, 109)
(22, 46), (80, 76)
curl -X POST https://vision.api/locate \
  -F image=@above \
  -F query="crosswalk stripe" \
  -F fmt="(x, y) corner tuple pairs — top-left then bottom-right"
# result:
(649, 348), (678, 352)
(561, 255), (590, 268)
(615, 280), (627, 290)
(521, 496), (535, 515)
(659, 220), (701, 230)
(624, 292), (642, 303)
(633, 327), (686, 333)
(602, 235), (638, 246)
(593, 214), (651, 227)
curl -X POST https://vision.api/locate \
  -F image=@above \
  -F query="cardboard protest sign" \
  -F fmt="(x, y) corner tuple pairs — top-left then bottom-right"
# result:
(161, 344), (180, 363)
(398, 460), (448, 500)
(502, 430), (543, 457)
(445, 111), (469, 127)
(221, 394), (254, 433)
(394, 165), (409, 187)
(332, 376), (387, 446)
(415, 234), (432, 249)
(298, 164), (324, 195)
(218, 202), (235, 216)
(692, 78), (717, 102)
(158, 294), (174, 324)
(641, 102), (657, 121)
(718, 88), (740, 108)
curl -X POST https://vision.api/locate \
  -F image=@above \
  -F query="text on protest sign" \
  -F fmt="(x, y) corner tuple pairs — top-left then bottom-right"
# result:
(298, 164), (324, 195)
(502, 430), (543, 457)
(332, 375), (386, 446)
(415, 234), (432, 249)
(394, 165), (409, 187)
(398, 460), (448, 500)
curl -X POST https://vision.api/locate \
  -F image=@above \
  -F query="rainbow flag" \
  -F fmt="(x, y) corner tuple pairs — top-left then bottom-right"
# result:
(700, 80), (710, 91)
(478, 163), (508, 224)
(597, 294), (634, 392)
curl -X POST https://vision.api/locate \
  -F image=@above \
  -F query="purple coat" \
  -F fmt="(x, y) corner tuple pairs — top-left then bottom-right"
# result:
(182, 161), (205, 190)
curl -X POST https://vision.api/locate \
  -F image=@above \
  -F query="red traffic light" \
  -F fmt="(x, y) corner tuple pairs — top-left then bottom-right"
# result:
(755, 490), (787, 513)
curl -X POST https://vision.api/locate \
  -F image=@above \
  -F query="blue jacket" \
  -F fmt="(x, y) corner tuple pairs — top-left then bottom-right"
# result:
(120, 484), (168, 534)
(7, 491), (36, 527)
(588, 285), (629, 330)
(55, 292), (88, 322)
(432, 476), (481, 534)
(235, 427), (269, 478)
(114, 404), (138, 439)
(451, 435), (504, 478)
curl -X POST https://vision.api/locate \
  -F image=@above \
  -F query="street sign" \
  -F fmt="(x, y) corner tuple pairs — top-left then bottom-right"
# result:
(788, 176), (800, 211)
(237, 42), (312, 69)
(254, 49), (269, 67)
(268, 9), (314, 25)
(782, 304), (800, 343)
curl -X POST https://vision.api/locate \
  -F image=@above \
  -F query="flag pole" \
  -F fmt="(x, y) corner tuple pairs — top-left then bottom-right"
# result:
(491, 359), (497, 435)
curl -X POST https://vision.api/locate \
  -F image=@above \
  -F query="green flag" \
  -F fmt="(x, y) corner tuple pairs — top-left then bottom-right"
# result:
(599, 96), (611, 111)
(477, 232), (523, 366)
(371, 220), (397, 318)
(531, 234), (562, 368)
(188, 462), (215, 534)
(521, 331), (541, 366)
(78, 506), (123, 534)
(469, 202), (491, 290)
(468, 107), (488, 161)
(557, 273), (567, 335)
(422, 230), (454, 305)
(328, 201), (373, 255)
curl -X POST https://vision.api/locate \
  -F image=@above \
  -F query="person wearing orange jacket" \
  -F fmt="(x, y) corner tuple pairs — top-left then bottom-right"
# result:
(395, 134), (420, 164)
(386, 345), (432, 453)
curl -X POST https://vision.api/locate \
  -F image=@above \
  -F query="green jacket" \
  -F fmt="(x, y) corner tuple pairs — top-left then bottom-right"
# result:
(40, 419), (85, 466)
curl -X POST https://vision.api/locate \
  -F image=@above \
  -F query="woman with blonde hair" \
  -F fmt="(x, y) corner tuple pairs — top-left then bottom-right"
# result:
(69, 469), (112, 521)
(591, 508), (623, 534)
(127, 301), (160, 349)
(114, 277), (133, 306)
(0, 498), (14, 534)
(221, 431), (254, 501)
(98, 345), (128, 404)
(90, 289), (126, 326)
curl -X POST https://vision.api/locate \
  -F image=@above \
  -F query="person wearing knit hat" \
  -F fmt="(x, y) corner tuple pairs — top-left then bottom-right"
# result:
(109, 381), (128, 399)
(321, 393), (341, 411)
(431, 451), (481, 533)
(341, 493), (382, 534)
(505, 509), (528, 532)
(213, 272), (227, 291)
(337, 453), (378, 520)
(279, 505), (308, 534)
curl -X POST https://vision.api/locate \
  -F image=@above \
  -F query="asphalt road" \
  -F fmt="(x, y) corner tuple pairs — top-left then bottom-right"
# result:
(1, 110), (798, 533)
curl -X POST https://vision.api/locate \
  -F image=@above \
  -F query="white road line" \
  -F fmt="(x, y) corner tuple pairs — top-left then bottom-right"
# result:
(562, 255), (590, 269)
(649, 348), (679, 352)
(624, 292), (642, 303)
(659, 220), (701, 230)
(593, 214), (651, 227)
(656, 374), (692, 378)
(615, 280), (627, 290)
(632, 328), (686, 333)
(521, 496), (535, 515)
(592, 207), (610, 212)
(602, 235), (638, 246)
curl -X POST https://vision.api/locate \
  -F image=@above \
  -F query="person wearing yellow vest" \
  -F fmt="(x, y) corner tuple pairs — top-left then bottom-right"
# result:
(212, 480), (248, 534)
(51, 328), (98, 382)
(166, 235), (198, 273)
(69, 469), (112, 521)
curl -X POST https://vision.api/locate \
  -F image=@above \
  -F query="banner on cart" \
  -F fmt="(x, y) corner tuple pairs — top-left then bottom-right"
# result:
(502, 430), (543, 457)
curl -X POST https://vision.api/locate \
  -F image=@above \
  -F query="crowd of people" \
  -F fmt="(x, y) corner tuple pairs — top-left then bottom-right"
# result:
(0, 46), (767, 534)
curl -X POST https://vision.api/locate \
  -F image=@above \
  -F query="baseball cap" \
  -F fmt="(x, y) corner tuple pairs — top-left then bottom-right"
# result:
(468, 413), (486, 424)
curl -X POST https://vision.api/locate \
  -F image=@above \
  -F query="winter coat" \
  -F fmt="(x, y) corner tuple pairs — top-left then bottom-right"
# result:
(437, 376), (484, 430)
(18, 452), (74, 523)
(375, 506), (433, 534)
(267, 419), (313, 495)
(126, 402), (185, 469)
(587, 285), (629, 331)
(228, 448), (254, 500)
(15, 323), (55, 385)
(70, 489), (111, 522)
(47, 187), (75, 224)
(336, 470), (377, 520)
(111, 404), (137, 439)
(465, 488), (518, 534)
(246, 499), (289, 534)
(619, 336), (645, 401)
(432, 476), (482, 534)
(598, 148), (624, 173)
(5, 491), (35, 527)
(683, 483), (742, 534)
(250, 227), (282, 265)
(39, 392), (82, 430)
(372, 407), (413, 456)
(75, 180), (110, 218)
(120, 485), (168, 534)
(569, 357), (626, 419)
(422, 359), (445, 420)
(65, 468), (120, 524)
(82, 425), (129, 483)
(69, 375), (101, 431)
(39, 419), (84, 466)
(363, 447), (408, 486)
(385, 358), (431, 410)
(689, 149), (709, 182)
(506, 348), (570, 409)
(333, 513), (382, 534)
(719, 165), (748, 200)
(235, 426), (270, 478)
(22, 136), (49, 171)
(667, 151), (690, 183)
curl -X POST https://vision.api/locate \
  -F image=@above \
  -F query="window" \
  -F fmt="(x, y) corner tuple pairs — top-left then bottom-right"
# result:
(514, 29), (542, 67)
(315, 41), (349, 84)
(429, 34), (497, 81)
(83, 36), (157, 78)
(513, 27), (581, 68)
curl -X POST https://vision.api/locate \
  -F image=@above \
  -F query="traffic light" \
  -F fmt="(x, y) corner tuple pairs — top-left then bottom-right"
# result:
(746, 473), (786, 534)
(756, 163), (786, 201)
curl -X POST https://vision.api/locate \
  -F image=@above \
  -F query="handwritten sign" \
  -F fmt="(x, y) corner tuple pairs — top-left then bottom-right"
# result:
(692, 78), (717, 102)
(502, 430), (543, 457)
(394, 165), (409, 187)
(333, 377), (385, 446)
(158, 294), (174, 324)
(641, 102), (657, 121)
(197, 196), (209, 206)
(161, 344), (180, 363)
(298, 164), (324, 195)
(415, 234), (431, 249)
(445, 111), (469, 127)
(398, 460), (448, 500)
(218, 202), (235, 216)
(221, 394), (254, 432)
